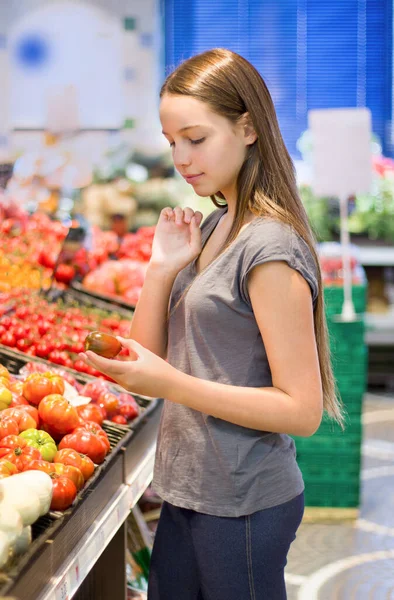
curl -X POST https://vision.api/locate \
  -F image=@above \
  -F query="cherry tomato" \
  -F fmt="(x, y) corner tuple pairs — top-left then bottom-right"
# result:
(111, 415), (128, 425)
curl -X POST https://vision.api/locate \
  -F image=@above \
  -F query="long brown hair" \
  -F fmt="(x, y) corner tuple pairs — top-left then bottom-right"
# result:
(161, 48), (343, 425)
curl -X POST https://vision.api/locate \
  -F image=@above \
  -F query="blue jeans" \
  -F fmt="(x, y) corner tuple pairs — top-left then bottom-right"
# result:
(148, 492), (304, 600)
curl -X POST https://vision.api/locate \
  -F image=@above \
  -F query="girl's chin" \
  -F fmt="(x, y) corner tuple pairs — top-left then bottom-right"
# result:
(191, 184), (218, 197)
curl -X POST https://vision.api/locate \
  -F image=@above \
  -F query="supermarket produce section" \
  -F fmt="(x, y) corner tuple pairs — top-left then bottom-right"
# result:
(0, 281), (161, 599)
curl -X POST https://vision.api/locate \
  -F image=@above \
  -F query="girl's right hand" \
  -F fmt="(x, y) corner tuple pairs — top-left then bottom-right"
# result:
(149, 206), (203, 275)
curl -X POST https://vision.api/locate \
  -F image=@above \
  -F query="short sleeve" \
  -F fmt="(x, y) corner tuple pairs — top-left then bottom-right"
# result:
(240, 219), (319, 306)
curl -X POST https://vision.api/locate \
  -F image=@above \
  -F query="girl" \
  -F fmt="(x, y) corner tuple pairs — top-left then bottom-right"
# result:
(81, 48), (343, 599)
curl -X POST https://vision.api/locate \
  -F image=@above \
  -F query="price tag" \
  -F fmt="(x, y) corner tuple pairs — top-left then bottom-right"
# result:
(95, 526), (105, 553)
(129, 470), (147, 507)
(69, 559), (80, 591)
(117, 504), (124, 525)
(55, 574), (70, 600)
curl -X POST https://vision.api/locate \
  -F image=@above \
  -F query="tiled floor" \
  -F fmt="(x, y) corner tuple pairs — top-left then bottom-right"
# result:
(286, 392), (394, 600)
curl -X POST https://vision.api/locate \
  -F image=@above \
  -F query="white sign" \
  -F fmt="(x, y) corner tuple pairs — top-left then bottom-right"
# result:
(308, 108), (372, 198)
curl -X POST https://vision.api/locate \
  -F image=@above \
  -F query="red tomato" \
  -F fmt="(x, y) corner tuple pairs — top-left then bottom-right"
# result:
(48, 351), (73, 368)
(50, 474), (77, 511)
(38, 250), (56, 270)
(76, 404), (104, 426)
(1, 332), (16, 347)
(16, 338), (34, 352)
(23, 373), (65, 406)
(16, 405), (40, 425)
(38, 394), (80, 436)
(35, 342), (52, 358)
(54, 264), (76, 284)
(54, 449), (95, 482)
(52, 463), (84, 491)
(9, 380), (24, 395)
(80, 381), (109, 402)
(119, 404), (139, 421)
(111, 415), (128, 425)
(98, 392), (119, 418)
(10, 394), (29, 407)
(0, 415), (19, 439)
(1, 407), (38, 431)
(59, 422), (110, 464)
(72, 359), (90, 373)
(23, 459), (55, 475)
(0, 435), (41, 471)
(38, 321), (52, 336)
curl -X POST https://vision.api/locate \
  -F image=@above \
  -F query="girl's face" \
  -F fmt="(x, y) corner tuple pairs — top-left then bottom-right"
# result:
(160, 94), (254, 200)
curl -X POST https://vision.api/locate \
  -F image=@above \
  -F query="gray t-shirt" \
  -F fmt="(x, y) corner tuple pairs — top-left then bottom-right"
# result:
(152, 208), (319, 517)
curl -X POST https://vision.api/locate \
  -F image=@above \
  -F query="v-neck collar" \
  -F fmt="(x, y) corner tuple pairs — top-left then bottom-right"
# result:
(192, 208), (227, 276)
(192, 208), (261, 277)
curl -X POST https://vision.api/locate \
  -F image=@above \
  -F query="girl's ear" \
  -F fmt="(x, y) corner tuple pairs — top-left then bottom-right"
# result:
(241, 112), (258, 146)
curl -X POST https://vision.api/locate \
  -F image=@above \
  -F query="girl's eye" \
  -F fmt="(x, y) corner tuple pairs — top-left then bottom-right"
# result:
(190, 137), (205, 145)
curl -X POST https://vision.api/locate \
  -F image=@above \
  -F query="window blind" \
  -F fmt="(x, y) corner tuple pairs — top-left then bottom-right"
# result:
(163, 0), (392, 157)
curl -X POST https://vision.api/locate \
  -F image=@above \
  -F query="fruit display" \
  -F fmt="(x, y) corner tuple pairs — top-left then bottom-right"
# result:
(0, 361), (136, 537)
(10, 362), (140, 425)
(0, 199), (154, 304)
(0, 290), (132, 376)
(82, 259), (148, 305)
(0, 351), (150, 579)
(81, 226), (154, 304)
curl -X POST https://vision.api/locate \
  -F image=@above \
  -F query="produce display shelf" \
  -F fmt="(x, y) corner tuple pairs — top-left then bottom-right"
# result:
(0, 340), (162, 600)
(0, 344), (158, 431)
(0, 400), (161, 600)
(38, 439), (157, 600)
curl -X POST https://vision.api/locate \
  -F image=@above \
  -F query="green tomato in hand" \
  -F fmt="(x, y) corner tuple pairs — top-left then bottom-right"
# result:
(19, 428), (58, 462)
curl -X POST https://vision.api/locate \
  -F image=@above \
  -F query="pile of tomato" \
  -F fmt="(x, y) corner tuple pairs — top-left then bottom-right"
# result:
(0, 291), (132, 376)
(0, 363), (140, 510)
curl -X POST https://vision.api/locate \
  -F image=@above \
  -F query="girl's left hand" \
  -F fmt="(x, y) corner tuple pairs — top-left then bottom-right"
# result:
(79, 337), (175, 398)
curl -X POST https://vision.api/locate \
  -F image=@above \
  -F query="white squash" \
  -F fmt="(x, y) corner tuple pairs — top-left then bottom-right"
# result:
(0, 471), (53, 519)
(0, 530), (10, 569)
(0, 480), (41, 526)
(11, 471), (53, 515)
(12, 526), (32, 555)
(0, 500), (23, 543)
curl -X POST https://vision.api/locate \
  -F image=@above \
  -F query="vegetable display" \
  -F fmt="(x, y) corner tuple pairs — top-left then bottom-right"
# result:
(0, 297), (144, 573)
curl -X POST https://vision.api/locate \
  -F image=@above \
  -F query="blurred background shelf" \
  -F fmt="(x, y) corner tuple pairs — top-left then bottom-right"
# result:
(355, 245), (394, 267)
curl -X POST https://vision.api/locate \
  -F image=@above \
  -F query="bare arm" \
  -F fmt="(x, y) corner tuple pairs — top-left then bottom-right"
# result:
(162, 261), (323, 436)
(128, 206), (203, 358)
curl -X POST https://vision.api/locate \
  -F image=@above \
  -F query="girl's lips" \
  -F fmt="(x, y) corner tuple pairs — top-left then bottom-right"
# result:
(184, 173), (203, 183)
